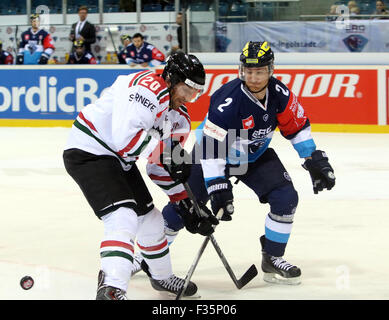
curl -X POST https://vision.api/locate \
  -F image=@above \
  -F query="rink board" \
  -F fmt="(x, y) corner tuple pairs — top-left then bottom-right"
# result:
(0, 65), (388, 132)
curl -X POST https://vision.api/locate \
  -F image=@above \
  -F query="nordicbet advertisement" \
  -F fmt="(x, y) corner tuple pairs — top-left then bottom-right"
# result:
(0, 68), (136, 120)
(0, 66), (386, 125)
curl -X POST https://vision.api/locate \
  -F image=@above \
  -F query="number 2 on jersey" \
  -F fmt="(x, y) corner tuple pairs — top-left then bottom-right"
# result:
(275, 84), (289, 96)
(217, 97), (233, 112)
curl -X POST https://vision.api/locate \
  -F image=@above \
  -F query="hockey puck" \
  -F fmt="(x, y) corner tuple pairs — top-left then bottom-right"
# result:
(20, 276), (34, 290)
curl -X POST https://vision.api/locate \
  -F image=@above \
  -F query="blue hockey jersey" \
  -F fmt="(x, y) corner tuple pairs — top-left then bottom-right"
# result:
(198, 77), (316, 181)
(67, 51), (97, 64)
(126, 41), (165, 66)
(18, 28), (55, 64)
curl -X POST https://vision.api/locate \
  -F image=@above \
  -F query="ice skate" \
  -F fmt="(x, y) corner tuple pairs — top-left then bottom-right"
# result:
(260, 235), (301, 285)
(96, 270), (127, 300)
(141, 260), (198, 297)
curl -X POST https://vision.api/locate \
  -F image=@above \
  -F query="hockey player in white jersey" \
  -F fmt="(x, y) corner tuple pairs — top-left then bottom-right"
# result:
(63, 52), (218, 300)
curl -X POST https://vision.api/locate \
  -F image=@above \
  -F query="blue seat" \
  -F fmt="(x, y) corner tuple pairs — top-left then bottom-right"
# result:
(107, 5), (119, 12)
(85, 0), (98, 5)
(2, 7), (17, 15)
(67, 5), (78, 13)
(219, 2), (229, 16)
(164, 4), (175, 11)
(89, 5), (98, 13)
(229, 3), (248, 22)
(334, 0), (348, 5)
(143, 3), (162, 12)
(359, 4), (370, 14)
(8, 0), (27, 14)
(32, 0), (50, 6)
(261, 2), (274, 21)
(190, 3), (209, 11)
(358, 1), (375, 14)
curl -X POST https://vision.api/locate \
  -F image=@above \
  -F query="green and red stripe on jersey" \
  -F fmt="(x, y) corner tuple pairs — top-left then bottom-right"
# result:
(128, 70), (153, 88)
(137, 239), (169, 260)
(73, 113), (135, 166)
(117, 129), (152, 158)
(100, 240), (135, 262)
(157, 88), (169, 105)
(177, 105), (190, 126)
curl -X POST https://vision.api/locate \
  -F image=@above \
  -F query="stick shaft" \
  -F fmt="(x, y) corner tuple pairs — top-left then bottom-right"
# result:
(107, 27), (118, 56)
(175, 236), (210, 300)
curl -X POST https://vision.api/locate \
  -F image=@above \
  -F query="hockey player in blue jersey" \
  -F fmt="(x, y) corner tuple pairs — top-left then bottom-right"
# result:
(117, 34), (132, 65)
(141, 41), (336, 285)
(67, 40), (97, 64)
(126, 33), (165, 67)
(16, 14), (55, 65)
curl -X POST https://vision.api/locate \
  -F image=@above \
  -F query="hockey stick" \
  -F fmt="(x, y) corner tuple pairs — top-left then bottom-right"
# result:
(175, 208), (223, 300)
(14, 25), (19, 56)
(185, 183), (258, 289)
(209, 234), (258, 289)
(106, 26), (119, 62)
(175, 182), (258, 299)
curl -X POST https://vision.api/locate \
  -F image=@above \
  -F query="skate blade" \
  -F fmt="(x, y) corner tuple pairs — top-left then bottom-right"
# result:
(156, 292), (201, 300)
(130, 269), (143, 277)
(263, 272), (301, 285)
(174, 293), (201, 300)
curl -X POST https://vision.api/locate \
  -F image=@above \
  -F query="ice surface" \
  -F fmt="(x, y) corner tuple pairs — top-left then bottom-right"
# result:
(1, 127), (388, 300)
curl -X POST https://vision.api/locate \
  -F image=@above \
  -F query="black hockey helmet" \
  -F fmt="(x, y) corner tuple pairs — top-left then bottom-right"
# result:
(162, 51), (205, 102)
(239, 41), (274, 80)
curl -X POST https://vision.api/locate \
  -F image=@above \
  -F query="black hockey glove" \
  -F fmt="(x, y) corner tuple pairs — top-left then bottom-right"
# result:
(161, 140), (191, 184)
(38, 54), (49, 65)
(175, 198), (219, 236)
(16, 55), (24, 65)
(207, 178), (234, 221)
(303, 150), (336, 194)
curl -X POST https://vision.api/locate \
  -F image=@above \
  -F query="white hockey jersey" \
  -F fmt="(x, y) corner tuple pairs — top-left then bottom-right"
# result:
(65, 69), (191, 202)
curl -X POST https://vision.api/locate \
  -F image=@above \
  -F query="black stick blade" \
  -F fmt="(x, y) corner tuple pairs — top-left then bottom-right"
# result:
(236, 264), (258, 289)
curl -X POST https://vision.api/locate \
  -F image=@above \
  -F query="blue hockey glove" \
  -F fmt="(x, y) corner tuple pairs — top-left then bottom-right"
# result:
(303, 150), (336, 194)
(207, 178), (234, 221)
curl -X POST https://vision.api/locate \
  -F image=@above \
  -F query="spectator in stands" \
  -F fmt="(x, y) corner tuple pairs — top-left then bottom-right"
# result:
(69, 5), (96, 53)
(16, 14), (55, 65)
(326, 4), (339, 21)
(0, 40), (14, 65)
(347, 1), (360, 15)
(126, 33), (165, 67)
(117, 34), (132, 64)
(67, 40), (97, 64)
(170, 12), (201, 54)
(373, 0), (389, 18)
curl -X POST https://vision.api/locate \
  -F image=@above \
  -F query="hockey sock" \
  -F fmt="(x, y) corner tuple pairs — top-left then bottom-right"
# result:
(136, 207), (173, 280)
(264, 212), (293, 257)
(137, 237), (173, 280)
